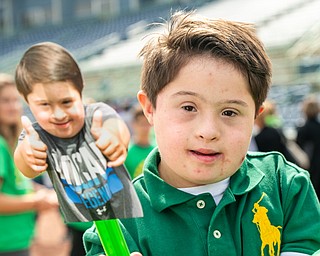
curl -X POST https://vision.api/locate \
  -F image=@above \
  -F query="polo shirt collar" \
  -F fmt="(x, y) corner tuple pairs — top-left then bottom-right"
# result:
(143, 148), (265, 212)
(230, 156), (265, 195)
(143, 149), (194, 212)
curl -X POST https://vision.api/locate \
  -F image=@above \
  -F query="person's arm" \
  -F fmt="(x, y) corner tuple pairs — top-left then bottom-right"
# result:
(14, 116), (48, 178)
(0, 179), (58, 213)
(91, 110), (130, 167)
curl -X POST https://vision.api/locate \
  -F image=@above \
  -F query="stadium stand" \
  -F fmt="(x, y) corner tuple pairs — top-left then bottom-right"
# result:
(0, 1), (206, 73)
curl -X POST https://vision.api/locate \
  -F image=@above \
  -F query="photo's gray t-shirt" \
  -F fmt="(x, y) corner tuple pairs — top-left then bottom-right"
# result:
(21, 102), (143, 223)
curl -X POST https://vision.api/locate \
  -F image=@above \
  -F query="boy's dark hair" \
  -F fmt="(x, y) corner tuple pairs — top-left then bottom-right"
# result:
(15, 42), (84, 101)
(139, 11), (272, 114)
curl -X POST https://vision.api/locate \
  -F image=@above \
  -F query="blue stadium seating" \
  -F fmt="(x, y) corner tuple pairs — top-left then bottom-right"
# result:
(0, 2), (203, 64)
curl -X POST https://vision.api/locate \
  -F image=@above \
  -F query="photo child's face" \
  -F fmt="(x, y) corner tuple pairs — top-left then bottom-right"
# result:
(26, 81), (85, 138)
(140, 56), (257, 188)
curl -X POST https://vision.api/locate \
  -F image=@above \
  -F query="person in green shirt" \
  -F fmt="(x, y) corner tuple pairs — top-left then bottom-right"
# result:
(84, 11), (320, 256)
(0, 73), (58, 256)
(125, 104), (155, 179)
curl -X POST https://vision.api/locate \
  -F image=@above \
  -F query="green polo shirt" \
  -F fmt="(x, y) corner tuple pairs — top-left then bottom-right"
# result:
(84, 148), (320, 256)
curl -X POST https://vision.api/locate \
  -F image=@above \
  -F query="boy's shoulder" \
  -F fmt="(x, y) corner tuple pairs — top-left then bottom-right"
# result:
(247, 150), (294, 164)
(244, 150), (310, 183)
(246, 150), (284, 158)
(246, 150), (305, 170)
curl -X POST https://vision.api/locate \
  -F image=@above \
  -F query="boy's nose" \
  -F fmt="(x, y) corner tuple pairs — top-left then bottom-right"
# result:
(52, 107), (67, 120)
(197, 116), (220, 141)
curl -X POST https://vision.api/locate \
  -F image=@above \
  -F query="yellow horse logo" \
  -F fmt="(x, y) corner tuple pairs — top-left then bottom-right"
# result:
(252, 193), (282, 256)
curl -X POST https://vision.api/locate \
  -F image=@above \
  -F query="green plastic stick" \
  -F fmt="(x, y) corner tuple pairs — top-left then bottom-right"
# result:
(94, 219), (130, 256)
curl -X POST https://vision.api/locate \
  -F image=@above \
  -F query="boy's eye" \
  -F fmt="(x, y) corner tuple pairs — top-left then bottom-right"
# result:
(182, 105), (196, 112)
(222, 110), (237, 117)
(62, 100), (72, 105)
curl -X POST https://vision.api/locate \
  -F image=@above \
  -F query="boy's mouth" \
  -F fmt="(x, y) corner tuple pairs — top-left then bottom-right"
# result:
(54, 120), (71, 128)
(191, 149), (218, 156)
(189, 149), (221, 162)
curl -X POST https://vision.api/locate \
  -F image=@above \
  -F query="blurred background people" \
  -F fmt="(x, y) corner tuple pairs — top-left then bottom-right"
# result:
(0, 73), (58, 256)
(262, 100), (282, 129)
(296, 95), (320, 199)
(250, 100), (308, 169)
(251, 100), (291, 156)
(125, 103), (155, 179)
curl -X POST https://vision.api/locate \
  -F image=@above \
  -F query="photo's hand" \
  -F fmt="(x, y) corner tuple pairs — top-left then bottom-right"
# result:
(91, 110), (127, 167)
(21, 115), (48, 173)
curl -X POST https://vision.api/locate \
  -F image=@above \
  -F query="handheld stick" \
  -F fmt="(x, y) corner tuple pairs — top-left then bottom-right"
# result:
(94, 219), (130, 256)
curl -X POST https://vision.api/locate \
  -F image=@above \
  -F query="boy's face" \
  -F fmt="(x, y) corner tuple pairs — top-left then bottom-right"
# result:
(139, 56), (258, 188)
(26, 81), (85, 138)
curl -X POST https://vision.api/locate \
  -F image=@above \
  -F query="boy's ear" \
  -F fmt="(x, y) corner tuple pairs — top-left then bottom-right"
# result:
(137, 90), (154, 125)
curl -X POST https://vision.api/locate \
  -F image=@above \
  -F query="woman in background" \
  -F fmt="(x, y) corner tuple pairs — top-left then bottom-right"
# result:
(0, 73), (58, 256)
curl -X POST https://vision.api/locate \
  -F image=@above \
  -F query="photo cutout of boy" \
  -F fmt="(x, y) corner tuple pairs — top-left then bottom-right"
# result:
(14, 42), (143, 223)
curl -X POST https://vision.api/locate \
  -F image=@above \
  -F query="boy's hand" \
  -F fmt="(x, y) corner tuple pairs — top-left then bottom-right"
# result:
(20, 116), (48, 173)
(91, 110), (127, 167)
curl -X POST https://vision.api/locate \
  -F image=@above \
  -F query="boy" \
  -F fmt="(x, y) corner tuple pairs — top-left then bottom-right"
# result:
(84, 11), (320, 256)
(14, 42), (142, 223)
